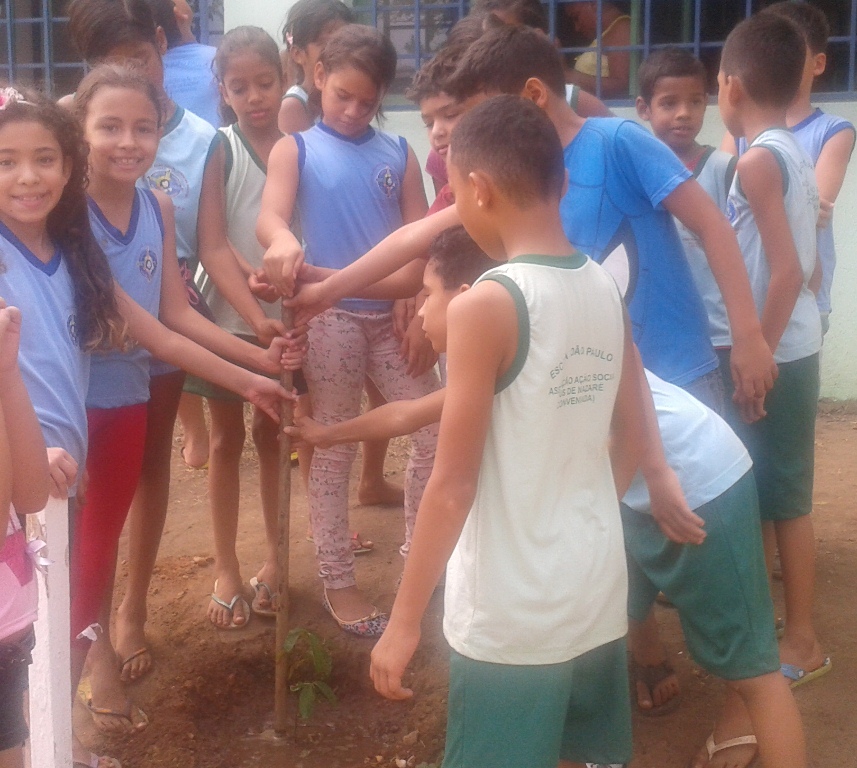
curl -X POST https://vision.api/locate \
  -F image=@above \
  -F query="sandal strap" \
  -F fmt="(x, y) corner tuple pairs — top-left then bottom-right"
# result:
(210, 593), (241, 612)
(706, 734), (758, 758)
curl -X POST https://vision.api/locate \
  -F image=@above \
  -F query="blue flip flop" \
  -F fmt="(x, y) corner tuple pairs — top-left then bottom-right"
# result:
(781, 656), (832, 689)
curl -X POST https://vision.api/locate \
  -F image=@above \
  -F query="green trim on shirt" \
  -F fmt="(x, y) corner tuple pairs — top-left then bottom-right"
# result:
(508, 252), (588, 270)
(481, 274), (530, 394)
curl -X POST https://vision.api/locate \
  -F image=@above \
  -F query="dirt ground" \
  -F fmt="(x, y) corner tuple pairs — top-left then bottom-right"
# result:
(75, 403), (857, 768)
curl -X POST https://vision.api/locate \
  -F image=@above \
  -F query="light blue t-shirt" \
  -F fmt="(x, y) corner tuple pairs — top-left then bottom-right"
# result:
(163, 42), (220, 130)
(140, 104), (215, 376)
(561, 118), (718, 387)
(0, 224), (90, 492)
(295, 122), (407, 313)
(86, 189), (165, 409)
(738, 109), (855, 314)
(622, 370), (752, 514)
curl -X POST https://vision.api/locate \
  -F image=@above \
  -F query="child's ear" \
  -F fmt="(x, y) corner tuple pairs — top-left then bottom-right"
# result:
(313, 60), (326, 92)
(635, 96), (651, 121)
(469, 170), (492, 209)
(155, 27), (168, 57)
(812, 51), (827, 78)
(521, 77), (550, 109)
(458, 283), (471, 294)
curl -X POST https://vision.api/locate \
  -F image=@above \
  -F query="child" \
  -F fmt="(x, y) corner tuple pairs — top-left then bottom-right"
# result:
(66, 0), (283, 684)
(726, 1), (856, 336)
(0, 299), (51, 768)
(369, 94), (644, 768)
(190, 26), (297, 625)
(0, 84), (290, 767)
(636, 47), (737, 354)
(278, 0), (353, 134)
(703, 13), (825, 768)
(258, 24), (439, 636)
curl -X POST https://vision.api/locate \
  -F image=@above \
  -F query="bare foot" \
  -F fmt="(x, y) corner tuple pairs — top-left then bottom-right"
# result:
(357, 478), (404, 507)
(207, 574), (249, 628)
(85, 642), (149, 735)
(324, 585), (378, 623)
(633, 660), (680, 715)
(114, 611), (152, 683)
(180, 442), (208, 470)
(778, 631), (827, 674)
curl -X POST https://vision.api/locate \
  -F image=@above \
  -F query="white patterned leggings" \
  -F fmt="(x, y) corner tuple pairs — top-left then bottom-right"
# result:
(303, 308), (440, 589)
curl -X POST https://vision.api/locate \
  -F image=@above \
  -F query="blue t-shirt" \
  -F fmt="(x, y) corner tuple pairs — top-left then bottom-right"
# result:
(561, 118), (718, 386)
(294, 122), (407, 313)
(163, 42), (220, 130)
(86, 189), (165, 409)
(0, 224), (90, 492)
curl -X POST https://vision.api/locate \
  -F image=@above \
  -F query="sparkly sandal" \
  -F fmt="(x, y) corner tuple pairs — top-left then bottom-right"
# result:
(322, 590), (388, 637)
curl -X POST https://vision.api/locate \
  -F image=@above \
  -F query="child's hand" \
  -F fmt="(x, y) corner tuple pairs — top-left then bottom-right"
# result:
(817, 198), (833, 229)
(0, 301), (22, 377)
(259, 336), (287, 376)
(283, 414), (334, 449)
(735, 391), (766, 424)
(46, 447), (78, 499)
(281, 325), (308, 371)
(284, 280), (334, 327)
(242, 375), (297, 422)
(248, 269), (281, 304)
(392, 298), (416, 342)
(262, 237), (305, 298)
(646, 465), (706, 545)
(370, 619), (420, 701)
(251, 317), (286, 347)
(729, 337), (777, 408)
(399, 314), (438, 378)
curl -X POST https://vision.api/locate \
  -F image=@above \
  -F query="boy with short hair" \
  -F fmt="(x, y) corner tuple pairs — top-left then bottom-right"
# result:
(699, 12), (825, 768)
(727, 1), (856, 335)
(636, 47), (737, 352)
(369, 95), (646, 768)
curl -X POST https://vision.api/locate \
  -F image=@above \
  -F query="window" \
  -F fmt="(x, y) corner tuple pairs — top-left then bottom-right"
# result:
(362, 0), (857, 102)
(0, 0), (223, 97)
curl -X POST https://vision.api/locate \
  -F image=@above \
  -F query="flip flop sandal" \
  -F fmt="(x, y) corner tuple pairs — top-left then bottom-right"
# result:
(74, 753), (122, 768)
(632, 659), (681, 717)
(120, 647), (152, 681)
(350, 532), (374, 555)
(249, 576), (278, 618)
(689, 734), (758, 768)
(781, 656), (832, 689)
(84, 698), (149, 734)
(322, 589), (388, 637)
(210, 580), (250, 629)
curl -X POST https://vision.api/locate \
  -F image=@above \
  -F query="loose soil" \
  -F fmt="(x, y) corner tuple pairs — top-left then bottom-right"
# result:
(75, 404), (857, 768)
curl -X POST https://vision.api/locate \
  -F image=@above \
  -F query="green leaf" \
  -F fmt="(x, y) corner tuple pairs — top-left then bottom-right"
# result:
(313, 680), (337, 704)
(283, 627), (305, 654)
(298, 683), (316, 720)
(307, 632), (332, 680)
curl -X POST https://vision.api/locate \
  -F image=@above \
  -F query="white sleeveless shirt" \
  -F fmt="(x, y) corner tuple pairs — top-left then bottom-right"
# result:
(443, 253), (628, 665)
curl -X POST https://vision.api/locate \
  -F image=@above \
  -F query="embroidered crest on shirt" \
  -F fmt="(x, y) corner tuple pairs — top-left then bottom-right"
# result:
(374, 165), (399, 199)
(146, 165), (189, 202)
(138, 247), (158, 281)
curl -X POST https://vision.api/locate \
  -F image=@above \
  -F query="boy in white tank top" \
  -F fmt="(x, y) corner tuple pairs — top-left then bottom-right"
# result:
(369, 96), (646, 768)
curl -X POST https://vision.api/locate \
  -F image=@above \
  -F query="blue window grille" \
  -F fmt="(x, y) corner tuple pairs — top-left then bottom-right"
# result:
(0, 0), (222, 97)
(357, 0), (857, 102)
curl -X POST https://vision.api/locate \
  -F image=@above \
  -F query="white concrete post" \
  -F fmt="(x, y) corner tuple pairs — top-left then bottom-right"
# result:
(27, 496), (73, 768)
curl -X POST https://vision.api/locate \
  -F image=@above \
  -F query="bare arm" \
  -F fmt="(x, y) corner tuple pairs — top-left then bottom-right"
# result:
(720, 131), (739, 156)
(257, 135), (305, 296)
(663, 178), (776, 416)
(370, 282), (516, 701)
(197, 140), (284, 344)
(278, 96), (313, 135)
(814, 127), (855, 228)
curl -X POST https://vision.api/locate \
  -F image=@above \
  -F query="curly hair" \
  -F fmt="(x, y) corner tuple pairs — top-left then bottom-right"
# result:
(0, 86), (128, 351)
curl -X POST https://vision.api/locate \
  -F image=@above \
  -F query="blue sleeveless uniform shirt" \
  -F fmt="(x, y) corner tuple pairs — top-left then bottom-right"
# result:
(0, 223), (90, 490)
(561, 118), (718, 387)
(294, 123), (407, 312)
(86, 189), (165, 409)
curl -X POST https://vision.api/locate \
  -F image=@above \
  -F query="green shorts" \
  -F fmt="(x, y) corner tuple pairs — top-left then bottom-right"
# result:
(623, 470), (780, 680)
(717, 351), (818, 521)
(443, 638), (632, 768)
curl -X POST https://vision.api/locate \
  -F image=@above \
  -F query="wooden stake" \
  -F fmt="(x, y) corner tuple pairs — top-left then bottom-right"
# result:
(275, 305), (294, 735)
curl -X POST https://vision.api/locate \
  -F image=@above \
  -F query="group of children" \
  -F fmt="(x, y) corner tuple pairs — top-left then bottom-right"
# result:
(0, 1), (850, 768)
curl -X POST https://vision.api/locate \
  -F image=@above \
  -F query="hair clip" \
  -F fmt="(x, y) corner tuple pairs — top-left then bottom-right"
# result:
(285, 32), (294, 48)
(0, 86), (33, 110)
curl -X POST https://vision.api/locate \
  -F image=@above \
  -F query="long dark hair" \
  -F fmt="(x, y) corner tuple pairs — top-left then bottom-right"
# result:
(0, 86), (127, 351)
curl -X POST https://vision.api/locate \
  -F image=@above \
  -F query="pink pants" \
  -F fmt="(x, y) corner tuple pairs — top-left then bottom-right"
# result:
(70, 404), (147, 643)
(304, 309), (439, 589)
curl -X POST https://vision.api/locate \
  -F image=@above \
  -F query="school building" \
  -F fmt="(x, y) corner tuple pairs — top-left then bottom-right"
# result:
(4, 0), (857, 398)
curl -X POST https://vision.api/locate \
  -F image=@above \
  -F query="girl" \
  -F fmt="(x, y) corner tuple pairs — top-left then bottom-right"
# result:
(71, 62), (302, 734)
(258, 24), (440, 636)
(0, 298), (51, 768)
(191, 26), (295, 626)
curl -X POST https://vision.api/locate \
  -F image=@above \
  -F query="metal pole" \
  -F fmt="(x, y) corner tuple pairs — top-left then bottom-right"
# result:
(274, 306), (294, 735)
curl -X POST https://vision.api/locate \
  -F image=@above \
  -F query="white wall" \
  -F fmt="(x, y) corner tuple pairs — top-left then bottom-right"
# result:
(225, 0), (857, 400)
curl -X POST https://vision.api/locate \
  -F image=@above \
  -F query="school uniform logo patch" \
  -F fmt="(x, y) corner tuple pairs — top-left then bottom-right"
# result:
(67, 313), (79, 347)
(146, 165), (189, 201)
(374, 165), (399, 199)
(138, 247), (158, 281)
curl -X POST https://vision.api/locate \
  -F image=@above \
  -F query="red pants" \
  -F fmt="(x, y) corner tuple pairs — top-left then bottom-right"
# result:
(70, 404), (147, 643)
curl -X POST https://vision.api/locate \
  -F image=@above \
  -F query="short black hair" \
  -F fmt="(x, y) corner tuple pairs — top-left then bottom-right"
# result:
(763, 1), (829, 55)
(637, 47), (707, 103)
(427, 225), (496, 289)
(445, 25), (566, 101)
(449, 94), (565, 207)
(320, 24), (397, 95)
(142, 0), (182, 48)
(720, 13), (805, 108)
(471, 0), (549, 34)
(67, 0), (158, 62)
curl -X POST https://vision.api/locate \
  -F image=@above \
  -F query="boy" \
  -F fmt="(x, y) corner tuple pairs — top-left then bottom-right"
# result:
(636, 47), (737, 353)
(726, 2), (856, 336)
(705, 13), (826, 768)
(369, 95), (645, 768)
(291, 227), (807, 768)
